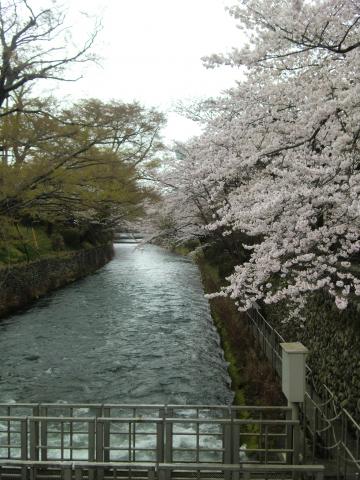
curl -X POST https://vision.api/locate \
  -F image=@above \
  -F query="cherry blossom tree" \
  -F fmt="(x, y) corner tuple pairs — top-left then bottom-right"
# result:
(158, 0), (360, 314)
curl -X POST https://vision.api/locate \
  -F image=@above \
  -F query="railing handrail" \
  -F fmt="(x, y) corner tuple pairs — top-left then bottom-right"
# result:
(0, 403), (293, 410)
(342, 407), (360, 431)
(0, 416), (27, 421)
(0, 459), (325, 472)
(0, 414), (299, 425)
(159, 462), (325, 472)
(0, 459), (156, 468)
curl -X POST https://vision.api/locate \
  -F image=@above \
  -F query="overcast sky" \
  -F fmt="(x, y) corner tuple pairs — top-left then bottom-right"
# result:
(32, 0), (244, 143)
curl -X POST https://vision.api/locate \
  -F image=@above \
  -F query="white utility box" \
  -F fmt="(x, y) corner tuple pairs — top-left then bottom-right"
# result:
(280, 342), (308, 403)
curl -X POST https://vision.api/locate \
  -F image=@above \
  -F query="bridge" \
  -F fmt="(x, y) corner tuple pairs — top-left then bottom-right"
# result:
(0, 403), (324, 480)
(113, 232), (144, 244)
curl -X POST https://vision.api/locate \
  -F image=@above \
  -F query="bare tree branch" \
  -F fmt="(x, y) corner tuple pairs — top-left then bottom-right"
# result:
(0, 0), (99, 110)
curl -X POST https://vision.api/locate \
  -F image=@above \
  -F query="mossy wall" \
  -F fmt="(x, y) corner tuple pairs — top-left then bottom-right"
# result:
(0, 244), (114, 319)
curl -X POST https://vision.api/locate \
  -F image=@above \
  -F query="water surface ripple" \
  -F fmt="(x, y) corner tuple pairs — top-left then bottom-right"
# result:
(0, 244), (233, 404)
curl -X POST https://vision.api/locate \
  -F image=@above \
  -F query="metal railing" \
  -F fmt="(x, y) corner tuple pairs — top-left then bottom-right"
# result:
(159, 463), (324, 480)
(0, 459), (325, 480)
(0, 403), (294, 420)
(246, 306), (360, 479)
(0, 406), (300, 467)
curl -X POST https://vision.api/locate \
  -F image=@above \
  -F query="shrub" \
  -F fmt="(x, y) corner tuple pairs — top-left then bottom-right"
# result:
(51, 233), (65, 251)
(60, 228), (82, 248)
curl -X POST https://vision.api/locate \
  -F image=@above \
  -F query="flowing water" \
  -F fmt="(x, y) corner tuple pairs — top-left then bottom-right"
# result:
(0, 244), (233, 405)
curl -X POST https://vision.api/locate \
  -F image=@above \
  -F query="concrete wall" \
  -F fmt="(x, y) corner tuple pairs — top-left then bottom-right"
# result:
(0, 244), (114, 319)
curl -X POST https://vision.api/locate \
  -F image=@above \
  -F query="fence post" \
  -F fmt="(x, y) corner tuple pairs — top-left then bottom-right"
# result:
(148, 466), (156, 480)
(232, 421), (240, 464)
(96, 420), (104, 462)
(95, 419), (104, 480)
(32, 405), (40, 463)
(224, 421), (232, 480)
(30, 466), (37, 480)
(224, 421), (232, 463)
(280, 343), (308, 406)
(29, 418), (39, 461)
(293, 423), (300, 464)
(164, 407), (173, 466)
(39, 407), (47, 461)
(102, 407), (110, 462)
(280, 342), (308, 464)
(88, 420), (96, 480)
(20, 419), (28, 460)
(313, 407), (318, 461)
(164, 419), (173, 463)
(285, 409), (293, 464)
(302, 395), (308, 463)
(316, 470), (324, 480)
(62, 465), (72, 480)
(20, 418), (28, 480)
(231, 419), (240, 480)
(157, 418), (165, 463)
(158, 466), (167, 480)
(74, 466), (82, 480)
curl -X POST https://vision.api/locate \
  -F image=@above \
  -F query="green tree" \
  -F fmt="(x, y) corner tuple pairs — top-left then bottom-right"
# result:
(0, 97), (165, 228)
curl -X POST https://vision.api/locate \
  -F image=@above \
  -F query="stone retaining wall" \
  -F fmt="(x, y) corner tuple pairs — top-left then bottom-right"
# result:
(0, 245), (114, 319)
(263, 294), (360, 419)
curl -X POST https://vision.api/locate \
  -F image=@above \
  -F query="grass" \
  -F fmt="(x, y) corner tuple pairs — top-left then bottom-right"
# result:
(0, 221), (53, 264)
(0, 217), (111, 266)
(197, 255), (248, 406)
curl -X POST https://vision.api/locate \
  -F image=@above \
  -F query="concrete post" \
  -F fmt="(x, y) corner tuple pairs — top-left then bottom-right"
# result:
(280, 342), (308, 464)
(280, 342), (308, 405)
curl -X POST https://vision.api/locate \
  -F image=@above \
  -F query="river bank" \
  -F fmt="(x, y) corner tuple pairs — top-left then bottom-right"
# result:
(197, 253), (285, 406)
(173, 243), (285, 407)
(0, 244), (114, 319)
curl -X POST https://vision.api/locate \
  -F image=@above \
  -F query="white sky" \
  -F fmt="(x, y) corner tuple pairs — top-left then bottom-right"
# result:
(32, 0), (244, 143)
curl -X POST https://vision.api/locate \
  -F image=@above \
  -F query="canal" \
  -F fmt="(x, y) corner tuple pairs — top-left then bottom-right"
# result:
(0, 244), (233, 405)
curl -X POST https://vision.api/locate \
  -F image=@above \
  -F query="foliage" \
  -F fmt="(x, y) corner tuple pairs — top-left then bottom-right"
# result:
(50, 232), (65, 251)
(0, 214), (117, 265)
(0, 217), (52, 263)
(0, 96), (164, 228)
(152, 0), (360, 315)
(0, 1), (166, 256)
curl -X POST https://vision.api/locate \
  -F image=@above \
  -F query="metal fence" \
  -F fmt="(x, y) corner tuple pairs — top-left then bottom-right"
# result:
(246, 306), (360, 479)
(0, 404), (319, 479)
(0, 405), (300, 466)
(0, 459), (325, 480)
